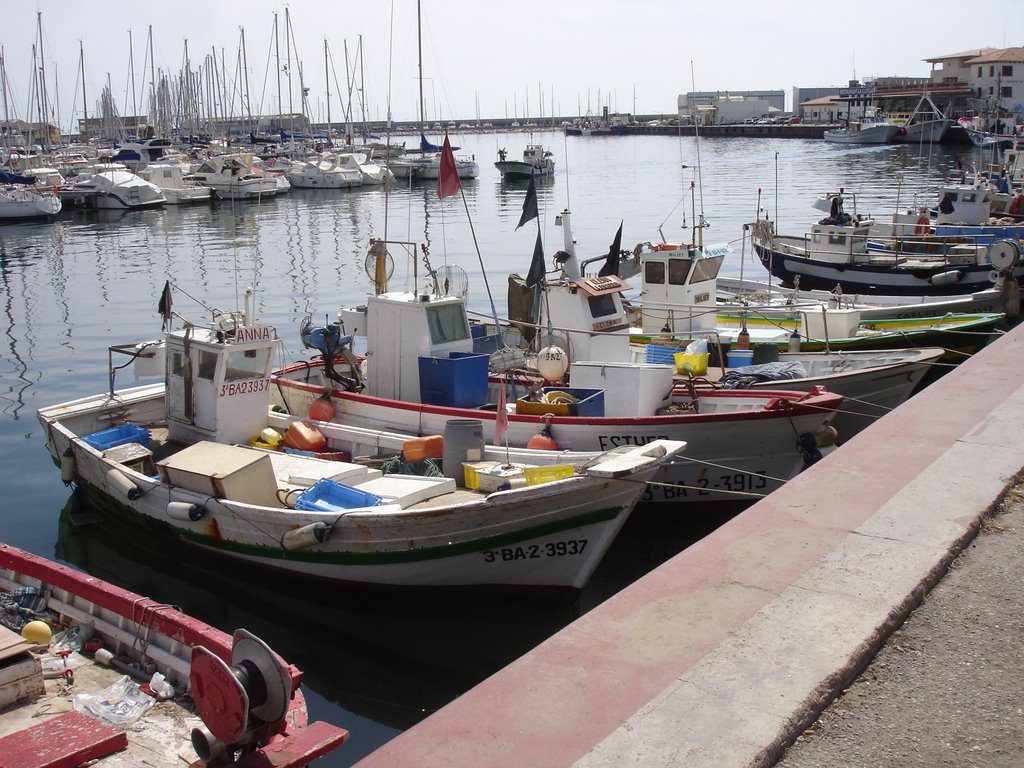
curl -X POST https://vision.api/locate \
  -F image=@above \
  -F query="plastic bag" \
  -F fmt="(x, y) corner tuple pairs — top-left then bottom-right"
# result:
(684, 338), (708, 355)
(147, 671), (175, 700)
(73, 674), (155, 727)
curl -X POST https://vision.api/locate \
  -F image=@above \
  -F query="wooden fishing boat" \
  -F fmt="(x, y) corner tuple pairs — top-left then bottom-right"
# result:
(0, 541), (347, 767)
(37, 289), (680, 592)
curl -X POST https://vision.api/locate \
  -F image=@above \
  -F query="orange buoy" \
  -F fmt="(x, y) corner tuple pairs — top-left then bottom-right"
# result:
(284, 421), (328, 452)
(527, 425), (559, 451)
(308, 394), (336, 422)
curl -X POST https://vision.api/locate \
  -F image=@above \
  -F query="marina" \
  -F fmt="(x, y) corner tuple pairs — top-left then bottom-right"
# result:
(0, 129), (1019, 764)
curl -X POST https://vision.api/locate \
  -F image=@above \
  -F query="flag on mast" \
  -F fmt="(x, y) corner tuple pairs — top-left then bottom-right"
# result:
(494, 376), (508, 446)
(516, 174), (539, 229)
(526, 230), (546, 288)
(158, 280), (173, 330)
(597, 221), (624, 277)
(437, 134), (461, 198)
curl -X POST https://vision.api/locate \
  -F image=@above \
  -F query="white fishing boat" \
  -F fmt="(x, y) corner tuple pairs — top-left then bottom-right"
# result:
(271, 251), (843, 505)
(140, 163), (212, 205)
(503, 211), (949, 439)
(750, 188), (1024, 295)
(0, 541), (347, 767)
(823, 109), (901, 144)
(495, 144), (555, 180)
(37, 289), (680, 592)
(333, 152), (395, 186)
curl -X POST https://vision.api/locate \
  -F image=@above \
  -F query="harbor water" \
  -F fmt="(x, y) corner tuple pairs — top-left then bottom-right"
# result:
(0, 131), (981, 764)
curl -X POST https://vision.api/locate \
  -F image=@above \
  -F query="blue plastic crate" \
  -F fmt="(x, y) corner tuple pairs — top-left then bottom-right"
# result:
(644, 344), (683, 365)
(83, 424), (151, 451)
(418, 352), (489, 407)
(294, 478), (384, 512)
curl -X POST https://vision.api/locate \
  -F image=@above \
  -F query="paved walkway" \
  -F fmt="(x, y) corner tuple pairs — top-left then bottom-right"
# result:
(773, 487), (1024, 767)
(356, 321), (1024, 768)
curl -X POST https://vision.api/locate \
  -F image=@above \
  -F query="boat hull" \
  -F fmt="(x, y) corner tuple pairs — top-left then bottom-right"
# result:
(823, 125), (901, 144)
(37, 388), (659, 591)
(495, 160), (554, 180)
(753, 241), (1019, 295)
(270, 373), (842, 504)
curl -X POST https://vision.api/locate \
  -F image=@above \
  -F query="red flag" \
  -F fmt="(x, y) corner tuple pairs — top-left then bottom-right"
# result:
(437, 134), (461, 199)
(494, 377), (508, 446)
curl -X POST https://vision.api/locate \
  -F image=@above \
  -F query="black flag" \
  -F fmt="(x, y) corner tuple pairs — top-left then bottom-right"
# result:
(516, 175), (539, 230)
(526, 230), (546, 287)
(938, 193), (954, 215)
(598, 221), (624, 277)
(158, 280), (173, 330)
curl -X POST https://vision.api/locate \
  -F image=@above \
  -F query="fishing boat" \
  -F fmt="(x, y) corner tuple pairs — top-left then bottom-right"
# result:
(749, 189), (1024, 295)
(822, 110), (902, 144)
(502, 210), (952, 439)
(495, 145), (555, 180)
(36, 288), (681, 592)
(0, 541), (347, 767)
(271, 249), (843, 505)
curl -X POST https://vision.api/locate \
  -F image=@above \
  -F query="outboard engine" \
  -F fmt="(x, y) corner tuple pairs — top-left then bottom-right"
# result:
(299, 315), (364, 391)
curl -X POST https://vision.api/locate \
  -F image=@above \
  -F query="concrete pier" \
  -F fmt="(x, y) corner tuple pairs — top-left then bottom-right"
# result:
(356, 321), (1024, 767)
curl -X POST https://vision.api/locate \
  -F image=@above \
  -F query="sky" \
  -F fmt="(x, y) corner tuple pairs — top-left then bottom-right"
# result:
(2, 0), (1021, 131)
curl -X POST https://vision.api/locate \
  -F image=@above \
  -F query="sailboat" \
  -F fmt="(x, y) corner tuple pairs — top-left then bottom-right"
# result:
(388, 1), (479, 181)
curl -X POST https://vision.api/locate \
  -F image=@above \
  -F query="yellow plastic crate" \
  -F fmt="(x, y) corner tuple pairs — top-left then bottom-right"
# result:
(523, 465), (576, 486)
(674, 352), (709, 375)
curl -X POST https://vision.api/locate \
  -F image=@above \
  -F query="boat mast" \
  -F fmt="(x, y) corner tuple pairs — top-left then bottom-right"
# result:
(324, 39), (331, 142)
(358, 35), (367, 139)
(274, 12), (282, 135)
(240, 27), (252, 133)
(129, 29), (138, 134)
(79, 42), (89, 143)
(36, 13), (50, 153)
(1, 48), (10, 156)
(417, 0), (425, 131)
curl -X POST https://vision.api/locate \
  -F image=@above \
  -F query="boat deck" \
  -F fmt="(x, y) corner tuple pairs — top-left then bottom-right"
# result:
(0, 631), (202, 767)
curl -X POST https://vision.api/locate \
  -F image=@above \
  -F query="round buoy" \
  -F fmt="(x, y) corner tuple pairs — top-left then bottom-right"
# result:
(537, 346), (568, 383)
(308, 395), (336, 422)
(527, 426), (559, 451)
(21, 620), (52, 646)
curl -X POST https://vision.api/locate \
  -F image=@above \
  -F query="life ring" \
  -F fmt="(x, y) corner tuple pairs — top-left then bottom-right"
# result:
(914, 215), (932, 235)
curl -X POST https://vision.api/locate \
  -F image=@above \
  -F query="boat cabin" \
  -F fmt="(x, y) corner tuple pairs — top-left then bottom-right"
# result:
(638, 242), (728, 336)
(165, 310), (280, 446)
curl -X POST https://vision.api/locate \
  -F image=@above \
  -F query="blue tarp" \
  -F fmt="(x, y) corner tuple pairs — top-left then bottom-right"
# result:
(0, 170), (37, 185)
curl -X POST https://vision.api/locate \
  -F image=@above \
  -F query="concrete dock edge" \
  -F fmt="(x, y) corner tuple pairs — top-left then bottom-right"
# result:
(356, 321), (1024, 768)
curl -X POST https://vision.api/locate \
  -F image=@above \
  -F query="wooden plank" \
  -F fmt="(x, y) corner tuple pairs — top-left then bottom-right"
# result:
(0, 710), (128, 768)
(232, 720), (349, 768)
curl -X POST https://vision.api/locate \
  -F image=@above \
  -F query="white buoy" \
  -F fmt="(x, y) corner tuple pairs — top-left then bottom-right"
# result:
(537, 345), (569, 382)
(60, 447), (76, 484)
(167, 501), (206, 521)
(106, 468), (142, 501)
(929, 270), (963, 287)
(282, 522), (331, 550)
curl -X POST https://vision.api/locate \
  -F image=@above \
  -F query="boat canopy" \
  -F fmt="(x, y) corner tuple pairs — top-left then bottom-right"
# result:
(0, 169), (38, 185)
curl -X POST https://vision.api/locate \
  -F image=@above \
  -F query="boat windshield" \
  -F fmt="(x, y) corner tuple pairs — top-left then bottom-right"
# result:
(425, 303), (471, 345)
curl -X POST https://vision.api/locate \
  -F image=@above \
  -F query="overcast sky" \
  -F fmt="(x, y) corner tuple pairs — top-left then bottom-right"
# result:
(2, 0), (1020, 131)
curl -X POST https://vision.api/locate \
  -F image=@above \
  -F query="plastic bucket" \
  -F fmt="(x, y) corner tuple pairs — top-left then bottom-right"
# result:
(442, 419), (485, 484)
(726, 349), (754, 369)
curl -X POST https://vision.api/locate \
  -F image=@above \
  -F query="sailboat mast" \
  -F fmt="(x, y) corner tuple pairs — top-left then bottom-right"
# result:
(147, 27), (155, 133)
(358, 34), (367, 137)
(37, 13), (50, 152)
(240, 27), (252, 131)
(129, 29), (138, 132)
(417, 0), (424, 131)
(1, 48), (10, 154)
(274, 13), (281, 132)
(80, 42), (89, 142)
(324, 39), (331, 140)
